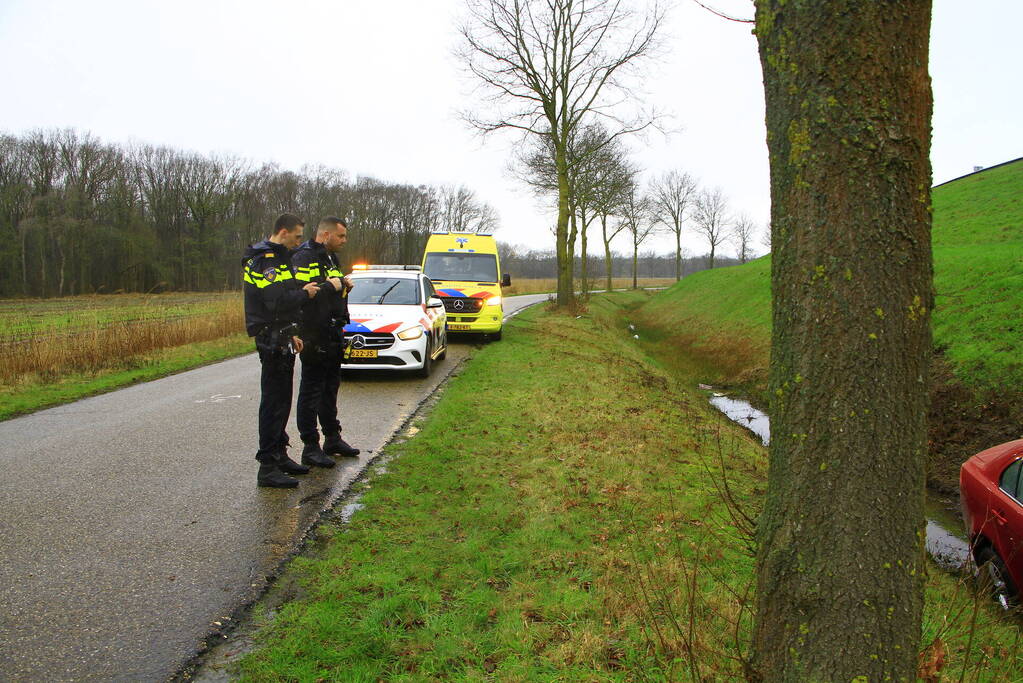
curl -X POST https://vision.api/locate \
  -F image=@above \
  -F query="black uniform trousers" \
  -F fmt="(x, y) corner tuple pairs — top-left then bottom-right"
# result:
(255, 335), (296, 464)
(297, 338), (343, 445)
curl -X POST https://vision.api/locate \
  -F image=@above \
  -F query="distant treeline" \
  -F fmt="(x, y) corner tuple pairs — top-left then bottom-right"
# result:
(498, 244), (742, 281)
(0, 129), (498, 297)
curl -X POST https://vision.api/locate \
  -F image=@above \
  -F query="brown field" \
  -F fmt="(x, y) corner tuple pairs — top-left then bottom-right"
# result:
(0, 292), (244, 384)
(502, 277), (676, 296)
(0, 281), (675, 384)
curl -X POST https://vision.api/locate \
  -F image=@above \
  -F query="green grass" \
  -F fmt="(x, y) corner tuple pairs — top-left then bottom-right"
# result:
(0, 332), (253, 420)
(227, 295), (1022, 682)
(636, 158), (1023, 395)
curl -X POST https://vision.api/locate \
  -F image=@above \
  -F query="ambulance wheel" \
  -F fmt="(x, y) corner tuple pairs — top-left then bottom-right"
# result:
(438, 335), (447, 360)
(490, 330), (502, 342)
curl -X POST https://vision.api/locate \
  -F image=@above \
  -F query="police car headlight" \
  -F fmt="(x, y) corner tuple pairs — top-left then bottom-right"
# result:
(486, 296), (502, 306)
(396, 326), (424, 341)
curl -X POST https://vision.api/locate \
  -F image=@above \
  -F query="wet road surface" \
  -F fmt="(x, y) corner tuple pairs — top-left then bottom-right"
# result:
(0, 294), (548, 681)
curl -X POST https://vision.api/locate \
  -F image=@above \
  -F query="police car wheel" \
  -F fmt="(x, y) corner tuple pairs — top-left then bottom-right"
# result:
(416, 337), (433, 378)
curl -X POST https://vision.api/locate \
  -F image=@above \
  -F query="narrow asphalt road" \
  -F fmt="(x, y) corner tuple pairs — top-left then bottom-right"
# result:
(0, 293), (548, 682)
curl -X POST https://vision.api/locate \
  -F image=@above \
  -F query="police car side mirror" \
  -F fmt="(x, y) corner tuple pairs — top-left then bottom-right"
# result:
(427, 297), (444, 309)
(502, 274), (511, 287)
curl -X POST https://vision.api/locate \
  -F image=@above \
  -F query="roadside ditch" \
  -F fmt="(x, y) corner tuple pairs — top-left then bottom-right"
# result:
(621, 312), (975, 578)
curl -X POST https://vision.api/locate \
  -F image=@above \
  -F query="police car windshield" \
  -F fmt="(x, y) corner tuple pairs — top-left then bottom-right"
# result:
(423, 253), (498, 283)
(348, 277), (420, 305)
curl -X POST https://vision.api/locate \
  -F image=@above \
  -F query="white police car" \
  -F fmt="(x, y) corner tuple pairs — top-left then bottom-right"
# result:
(340, 266), (448, 377)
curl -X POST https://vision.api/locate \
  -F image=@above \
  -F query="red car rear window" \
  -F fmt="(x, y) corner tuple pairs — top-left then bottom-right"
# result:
(999, 458), (1023, 500)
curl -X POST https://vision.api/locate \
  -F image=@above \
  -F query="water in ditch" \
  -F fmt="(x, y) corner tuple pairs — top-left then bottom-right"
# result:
(704, 389), (971, 572)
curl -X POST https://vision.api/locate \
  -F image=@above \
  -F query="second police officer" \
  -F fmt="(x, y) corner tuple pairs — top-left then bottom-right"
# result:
(292, 216), (361, 466)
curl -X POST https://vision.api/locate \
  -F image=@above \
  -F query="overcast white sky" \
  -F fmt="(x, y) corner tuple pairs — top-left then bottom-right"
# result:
(0, 1), (1019, 258)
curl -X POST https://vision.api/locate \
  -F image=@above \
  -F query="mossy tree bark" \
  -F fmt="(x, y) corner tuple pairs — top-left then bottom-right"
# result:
(752, 1), (933, 681)
(556, 145), (574, 306)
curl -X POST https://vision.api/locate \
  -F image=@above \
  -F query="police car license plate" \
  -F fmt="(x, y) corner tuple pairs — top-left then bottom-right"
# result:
(349, 349), (378, 358)
(448, 324), (471, 331)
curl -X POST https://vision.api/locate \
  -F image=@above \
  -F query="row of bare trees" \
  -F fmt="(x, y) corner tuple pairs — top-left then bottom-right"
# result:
(461, 1), (762, 301)
(0, 129), (496, 297)
(517, 123), (763, 291)
(497, 243), (741, 280)
(460, 0), (663, 306)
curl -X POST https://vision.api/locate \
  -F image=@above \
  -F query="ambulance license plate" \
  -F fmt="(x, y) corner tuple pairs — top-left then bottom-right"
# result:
(448, 324), (471, 331)
(350, 349), (378, 358)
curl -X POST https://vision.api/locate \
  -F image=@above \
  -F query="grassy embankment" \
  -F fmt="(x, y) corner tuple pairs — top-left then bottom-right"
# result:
(633, 160), (1023, 493)
(222, 294), (1020, 682)
(0, 292), (249, 420)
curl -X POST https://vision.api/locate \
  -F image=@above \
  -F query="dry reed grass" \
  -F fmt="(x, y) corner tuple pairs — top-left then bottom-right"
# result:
(0, 294), (244, 383)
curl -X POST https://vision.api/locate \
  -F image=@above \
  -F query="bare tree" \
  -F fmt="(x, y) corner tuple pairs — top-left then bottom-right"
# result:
(439, 185), (498, 234)
(730, 212), (757, 264)
(692, 187), (729, 269)
(593, 147), (637, 292)
(623, 187), (655, 289)
(517, 123), (623, 296)
(459, 0), (663, 307)
(391, 184), (439, 264)
(649, 170), (698, 279)
(760, 221), (772, 253)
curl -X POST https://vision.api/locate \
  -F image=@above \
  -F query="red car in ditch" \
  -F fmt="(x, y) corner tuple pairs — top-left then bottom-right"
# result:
(960, 438), (1023, 608)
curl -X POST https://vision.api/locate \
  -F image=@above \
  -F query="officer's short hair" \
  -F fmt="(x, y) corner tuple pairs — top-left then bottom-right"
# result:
(318, 216), (347, 231)
(274, 213), (305, 234)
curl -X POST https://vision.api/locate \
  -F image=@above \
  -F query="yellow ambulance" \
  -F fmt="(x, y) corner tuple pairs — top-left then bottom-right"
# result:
(422, 229), (510, 340)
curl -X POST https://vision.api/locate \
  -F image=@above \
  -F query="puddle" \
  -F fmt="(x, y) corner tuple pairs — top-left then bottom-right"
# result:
(704, 388), (971, 572)
(338, 502), (365, 524)
(925, 520), (971, 571)
(708, 394), (770, 445)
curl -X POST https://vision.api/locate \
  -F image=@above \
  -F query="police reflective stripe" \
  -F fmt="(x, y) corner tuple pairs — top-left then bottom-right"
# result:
(294, 261), (341, 281)
(294, 264), (321, 281)
(246, 267), (273, 289)
(244, 264), (293, 289)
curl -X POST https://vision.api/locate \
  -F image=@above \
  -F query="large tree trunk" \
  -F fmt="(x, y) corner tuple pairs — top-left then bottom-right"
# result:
(631, 242), (638, 289)
(580, 206), (589, 297)
(752, 2), (933, 681)
(601, 215), (613, 292)
(555, 143), (574, 307)
(675, 227), (682, 281)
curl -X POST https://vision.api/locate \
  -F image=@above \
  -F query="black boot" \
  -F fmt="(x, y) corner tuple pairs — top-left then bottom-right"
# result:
(301, 443), (335, 468)
(257, 463), (299, 488)
(277, 448), (310, 475)
(322, 434), (360, 457)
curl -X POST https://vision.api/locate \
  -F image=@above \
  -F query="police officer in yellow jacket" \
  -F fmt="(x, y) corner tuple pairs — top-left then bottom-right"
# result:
(292, 217), (361, 466)
(243, 213), (340, 488)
